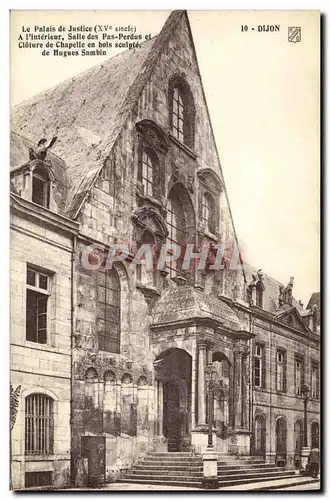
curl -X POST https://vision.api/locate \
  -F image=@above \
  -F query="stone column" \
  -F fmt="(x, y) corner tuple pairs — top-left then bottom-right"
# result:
(241, 354), (248, 428)
(233, 349), (243, 429)
(158, 380), (163, 436)
(197, 340), (207, 426)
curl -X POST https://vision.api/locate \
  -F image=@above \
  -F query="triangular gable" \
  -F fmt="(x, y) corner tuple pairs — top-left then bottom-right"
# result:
(274, 307), (311, 333)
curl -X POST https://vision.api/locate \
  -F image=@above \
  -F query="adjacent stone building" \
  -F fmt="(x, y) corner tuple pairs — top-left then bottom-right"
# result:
(10, 10), (319, 489)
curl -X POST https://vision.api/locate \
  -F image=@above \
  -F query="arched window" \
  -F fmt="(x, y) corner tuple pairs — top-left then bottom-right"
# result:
(255, 415), (266, 456)
(169, 79), (195, 148)
(276, 417), (287, 459)
(32, 166), (50, 208)
(97, 268), (121, 353)
(166, 188), (186, 277)
(141, 148), (157, 198)
(136, 229), (157, 286)
(25, 394), (54, 455)
(202, 193), (215, 233)
(85, 368), (98, 409)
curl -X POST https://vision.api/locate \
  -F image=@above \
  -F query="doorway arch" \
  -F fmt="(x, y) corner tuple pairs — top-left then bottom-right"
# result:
(154, 348), (192, 452)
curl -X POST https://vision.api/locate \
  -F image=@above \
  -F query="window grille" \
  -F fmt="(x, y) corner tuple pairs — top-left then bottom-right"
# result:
(25, 471), (52, 488)
(25, 394), (54, 455)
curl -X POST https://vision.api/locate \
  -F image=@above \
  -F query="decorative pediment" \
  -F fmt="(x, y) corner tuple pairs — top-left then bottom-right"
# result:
(197, 168), (223, 194)
(136, 119), (170, 153)
(132, 206), (168, 239)
(274, 307), (311, 333)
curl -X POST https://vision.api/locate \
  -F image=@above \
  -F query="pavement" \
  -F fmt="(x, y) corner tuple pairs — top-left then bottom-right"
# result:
(100, 476), (320, 491)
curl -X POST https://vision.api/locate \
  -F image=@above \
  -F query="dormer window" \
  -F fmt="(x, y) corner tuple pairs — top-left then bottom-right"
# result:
(32, 166), (50, 208)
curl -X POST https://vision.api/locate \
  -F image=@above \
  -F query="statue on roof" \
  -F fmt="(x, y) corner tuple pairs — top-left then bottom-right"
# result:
(29, 136), (57, 162)
(279, 277), (294, 307)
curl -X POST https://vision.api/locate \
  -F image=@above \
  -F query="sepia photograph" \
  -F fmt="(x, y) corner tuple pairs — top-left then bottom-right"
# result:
(9, 9), (320, 491)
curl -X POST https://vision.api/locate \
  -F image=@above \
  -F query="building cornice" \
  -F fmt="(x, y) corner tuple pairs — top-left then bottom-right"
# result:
(10, 193), (80, 235)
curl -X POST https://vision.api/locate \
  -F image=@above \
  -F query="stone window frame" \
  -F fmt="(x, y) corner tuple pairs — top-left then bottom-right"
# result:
(168, 75), (196, 150)
(26, 160), (55, 210)
(294, 354), (305, 396)
(140, 147), (158, 199)
(310, 359), (320, 399)
(166, 182), (196, 282)
(136, 119), (170, 206)
(25, 264), (54, 347)
(20, 387), (59, 460)
(254, 342), (266, 389)
(275, 349), (287, 393)
(197, 168), (223, 239)
(96, 268), (121, 355)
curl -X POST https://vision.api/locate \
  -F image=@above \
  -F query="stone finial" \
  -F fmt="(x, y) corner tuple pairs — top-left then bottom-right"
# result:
(279, 277), (295, 307)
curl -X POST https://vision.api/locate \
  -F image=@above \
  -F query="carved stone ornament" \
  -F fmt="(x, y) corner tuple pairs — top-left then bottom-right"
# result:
(135, 119), (170, 153)
(132, 206), (168, 238)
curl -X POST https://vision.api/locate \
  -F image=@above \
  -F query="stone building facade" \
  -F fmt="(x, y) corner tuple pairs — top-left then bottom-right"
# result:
(10, 10), (319, 489)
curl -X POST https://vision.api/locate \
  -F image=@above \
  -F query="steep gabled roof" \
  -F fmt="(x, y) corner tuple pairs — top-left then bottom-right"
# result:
(307, 292), (320, 311)
(11, 11), (186, 217)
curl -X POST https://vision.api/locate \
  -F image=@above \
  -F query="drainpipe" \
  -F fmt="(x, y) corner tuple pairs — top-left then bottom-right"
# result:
(70, 235), (77, 485)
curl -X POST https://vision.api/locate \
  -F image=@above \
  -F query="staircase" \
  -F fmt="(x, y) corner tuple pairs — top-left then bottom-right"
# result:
(119, 452), (298, 489)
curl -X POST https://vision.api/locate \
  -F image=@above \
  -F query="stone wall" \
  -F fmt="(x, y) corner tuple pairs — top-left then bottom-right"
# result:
(10, 213), (72, 489)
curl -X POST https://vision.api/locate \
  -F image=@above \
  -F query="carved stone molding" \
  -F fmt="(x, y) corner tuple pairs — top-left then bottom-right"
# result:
(132, 205), (168, 239)
(136, 119), (170, 153)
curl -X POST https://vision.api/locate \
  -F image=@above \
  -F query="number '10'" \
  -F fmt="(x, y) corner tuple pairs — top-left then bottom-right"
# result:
(241, 25), (248, 32)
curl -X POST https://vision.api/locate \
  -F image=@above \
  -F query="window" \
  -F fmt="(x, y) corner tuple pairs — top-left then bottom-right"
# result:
(295, 357), (304, 395)
(254, 344), (265, 388)
(141, 149), (157, 197)
(201, 193), (215, 233)
(97, 269), (120, 353)
(32, 167), (50, 208)
(166, 188), (186, 277)
(26, 266), (51, 344)
(136, 230), (157, 287)
(25, 394), (54, 455)
(276, 350), (286, 392)
(169, 79), (195, 148)
(311, 362), (319, 398)
(25, 471), (53, 488)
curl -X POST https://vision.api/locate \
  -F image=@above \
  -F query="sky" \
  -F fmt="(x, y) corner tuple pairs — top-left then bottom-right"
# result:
(10, 10), (320, 306)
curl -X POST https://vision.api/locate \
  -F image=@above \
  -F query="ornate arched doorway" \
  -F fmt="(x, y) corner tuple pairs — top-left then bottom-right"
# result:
(276, 417), (287, 466)
(154, 348), (192, 452)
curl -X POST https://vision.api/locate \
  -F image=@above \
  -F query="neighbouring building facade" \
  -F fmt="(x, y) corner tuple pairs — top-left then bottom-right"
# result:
(10, 10), (320, 489)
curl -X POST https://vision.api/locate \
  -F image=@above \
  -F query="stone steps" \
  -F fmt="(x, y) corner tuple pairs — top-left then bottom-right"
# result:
(120, 452), (298, 489)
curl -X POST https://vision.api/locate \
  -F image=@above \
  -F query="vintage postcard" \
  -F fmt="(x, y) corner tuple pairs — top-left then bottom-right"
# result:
(9, 10), (320, 491)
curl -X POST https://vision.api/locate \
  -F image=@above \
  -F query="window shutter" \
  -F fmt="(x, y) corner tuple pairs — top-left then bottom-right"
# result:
(283, 352), (287, 393)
